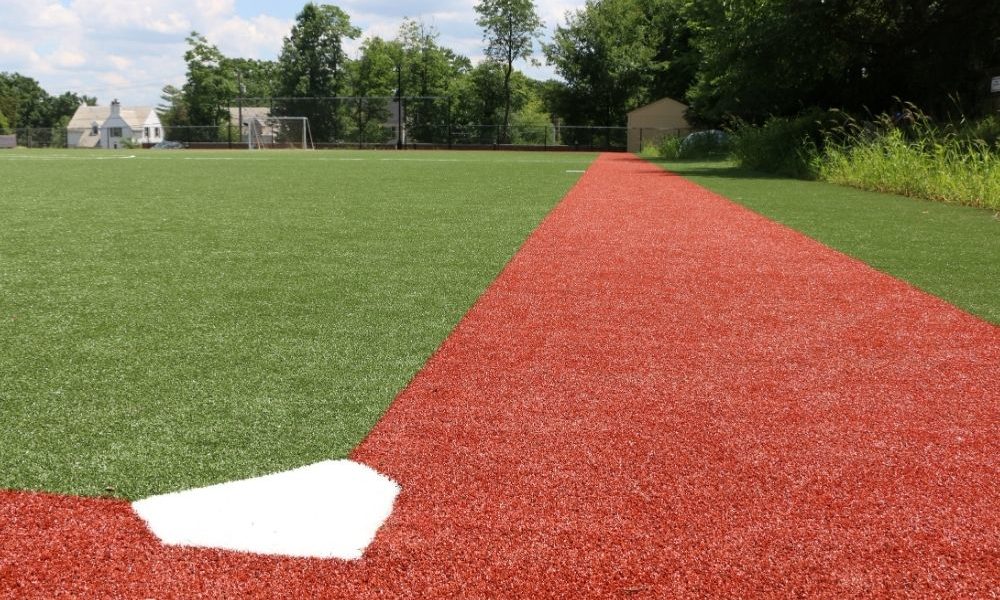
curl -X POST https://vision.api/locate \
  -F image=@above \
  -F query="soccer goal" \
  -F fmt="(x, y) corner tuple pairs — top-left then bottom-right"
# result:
(247, 116), (314, 150)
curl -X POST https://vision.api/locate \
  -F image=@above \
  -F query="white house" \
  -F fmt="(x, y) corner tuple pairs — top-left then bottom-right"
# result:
(67, 100), (164, 149)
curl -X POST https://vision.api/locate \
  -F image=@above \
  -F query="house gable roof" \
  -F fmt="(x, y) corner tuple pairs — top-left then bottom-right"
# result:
(67, 105), (159, 130)
(627, 97), (689, 118)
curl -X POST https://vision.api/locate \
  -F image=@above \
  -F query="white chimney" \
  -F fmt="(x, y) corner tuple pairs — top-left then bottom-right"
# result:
(110, 99), (121, 117)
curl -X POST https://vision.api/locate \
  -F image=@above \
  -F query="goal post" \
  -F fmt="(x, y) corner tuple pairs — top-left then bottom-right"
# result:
(247, 116), (313, 150)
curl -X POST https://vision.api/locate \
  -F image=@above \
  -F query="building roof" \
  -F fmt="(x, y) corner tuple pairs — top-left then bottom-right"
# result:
(228, 107), (272, 124)
(67, 105), (157, 130)
(627, 97), (689, 117)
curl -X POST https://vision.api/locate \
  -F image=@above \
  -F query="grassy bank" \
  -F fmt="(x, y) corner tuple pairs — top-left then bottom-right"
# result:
(817, 121), (1000, 210)
(656, 111), (1000, 210)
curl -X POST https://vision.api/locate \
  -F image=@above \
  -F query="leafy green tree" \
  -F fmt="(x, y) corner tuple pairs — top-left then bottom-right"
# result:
(643, 0), (700, 103)
(451, 62), (540, 143)
(510, 97), (551, 143)
(48, 91), (97, 122)
(229, 58), (280, 100)
(451, 61), (507, 141)
(545, 0), (663, 126)
(0, 72), (96, 129)
(0, 72), (51, 128)
(475, 0), (543, 142)
(181, 32), (236, 136)
(276, 2), (360, 141)
(396, 18), (470, 143)
(157, 84), (188, 127)
(684, 0), (1000, 123)
(348, 36), (400, 143)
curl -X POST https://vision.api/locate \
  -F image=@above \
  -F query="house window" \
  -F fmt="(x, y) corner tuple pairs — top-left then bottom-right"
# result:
(109, 127), (123, 137)
(91, 124), (98, 136)
(155, 127), (161, 138)
(144, 127), (150, 138)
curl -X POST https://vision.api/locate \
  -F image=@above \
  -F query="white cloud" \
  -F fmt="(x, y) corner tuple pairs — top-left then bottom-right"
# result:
(196, 0), (235, 19)
(0, 0), (586, 105)
(208, 14), (293, 59)
(49, 48), (87, 69)
(33, 2), (80, 28)
(108, 55), (134, 70)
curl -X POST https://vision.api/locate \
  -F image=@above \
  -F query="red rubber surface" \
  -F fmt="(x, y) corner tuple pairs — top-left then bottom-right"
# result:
(3, 154), (998, 598)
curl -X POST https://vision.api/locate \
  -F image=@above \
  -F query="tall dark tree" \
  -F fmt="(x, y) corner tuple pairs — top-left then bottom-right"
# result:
(396, 19), (470, 143)
(276, 2), (360, 141)
(229, 58), (280, 100)
(545, 0), (662, 126)
(684, 0), (1000, 123)
(0, 72), (96, 129)
(348, 36), (400, 143)
(181, 32), (236, 133)
(475, 0), (543, 142)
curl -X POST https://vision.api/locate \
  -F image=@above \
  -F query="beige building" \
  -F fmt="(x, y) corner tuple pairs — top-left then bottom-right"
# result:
(627, 97), (692, 153)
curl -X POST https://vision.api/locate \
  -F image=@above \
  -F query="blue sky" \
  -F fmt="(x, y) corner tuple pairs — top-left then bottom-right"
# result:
(0, 0), (585, 107)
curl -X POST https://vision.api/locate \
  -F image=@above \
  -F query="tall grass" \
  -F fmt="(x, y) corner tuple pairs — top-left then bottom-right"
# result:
(817, 112), (1000, 210)
(727, 108), (1000, 210)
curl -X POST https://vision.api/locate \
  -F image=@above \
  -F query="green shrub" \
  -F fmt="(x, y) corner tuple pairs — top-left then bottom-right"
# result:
(655, 135), (683, 159)
(730, 109), (845, 178)
(679, 130), (731, 159)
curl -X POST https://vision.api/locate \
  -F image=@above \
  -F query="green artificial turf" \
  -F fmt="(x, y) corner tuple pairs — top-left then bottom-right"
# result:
(648, 159), (1000, 325)
(0, 149), (596, 498)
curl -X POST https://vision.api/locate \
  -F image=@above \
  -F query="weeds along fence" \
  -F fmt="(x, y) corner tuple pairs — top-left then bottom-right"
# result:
(630, 127), (694, 153)
(0, 128), (68, 148)
(1, 124), (628, 151)
(162, 124), (627, 151)
(220, 96), (627, 150)
(2, 94), (630, 151)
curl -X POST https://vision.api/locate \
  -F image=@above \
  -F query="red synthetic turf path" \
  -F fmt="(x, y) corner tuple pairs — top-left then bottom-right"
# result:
(2, 154), (998, 598)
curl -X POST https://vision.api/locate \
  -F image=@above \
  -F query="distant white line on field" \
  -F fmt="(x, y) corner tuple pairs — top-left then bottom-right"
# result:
(0, 154), (136, 161)
(566, 169), (586, 173)
(379, 158), (462, 162)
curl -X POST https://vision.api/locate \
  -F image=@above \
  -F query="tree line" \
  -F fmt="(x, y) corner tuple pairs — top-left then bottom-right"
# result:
(546, 0), (1000, 126)
(0, 72), (96, 131)
(4, 0), (996, 137)
(161, 1), (551, 144)
(164, 0), (1000, 141)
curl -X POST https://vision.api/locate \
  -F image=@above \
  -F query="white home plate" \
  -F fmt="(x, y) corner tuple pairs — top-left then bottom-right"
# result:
(132, 460), (400, 560)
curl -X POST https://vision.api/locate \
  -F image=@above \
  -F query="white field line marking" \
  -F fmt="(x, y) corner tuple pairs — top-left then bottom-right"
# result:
(565, 169), (586, 173)
(2, 152), (594, 168)
(132, 460), (400, 560)
(379, 157), (462, 162)
(0, 154), (135, 161)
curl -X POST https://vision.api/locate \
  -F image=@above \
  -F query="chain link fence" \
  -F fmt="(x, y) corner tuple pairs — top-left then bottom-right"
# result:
(158, 124), (628, 150)
(2, 94), (633, 151)
(1, 125), (628, 150)
(0, 128), (69, 148)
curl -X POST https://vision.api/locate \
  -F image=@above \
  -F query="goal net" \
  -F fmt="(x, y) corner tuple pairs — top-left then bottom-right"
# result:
(247, 116), (313, 150)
